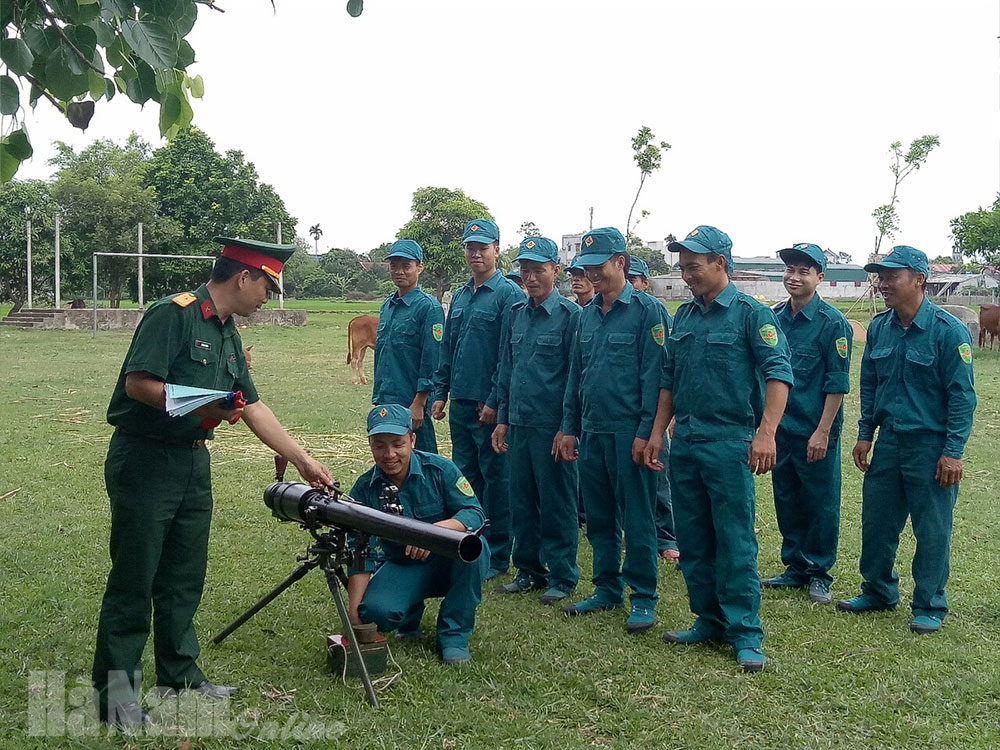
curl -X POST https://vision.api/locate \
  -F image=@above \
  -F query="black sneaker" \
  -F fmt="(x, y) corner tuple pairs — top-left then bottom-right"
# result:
(495, 575), (545, 594)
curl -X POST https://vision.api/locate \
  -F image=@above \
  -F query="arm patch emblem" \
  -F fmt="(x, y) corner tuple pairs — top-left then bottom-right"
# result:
(433, 322), (444, 342)
(836, 337), (849, 359)
(651, 323), (665, 346)
(456, 476), (474, 497)
(759, 324), (779, 347)
(958, 342), (972, 365)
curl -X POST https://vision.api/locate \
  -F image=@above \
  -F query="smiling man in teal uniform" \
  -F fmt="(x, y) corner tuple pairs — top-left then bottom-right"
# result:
(93, 238), (333, 727)
(432, 219), (524, 579)
(644, 225), (793, 672)
(838, 245), (976, 634)
(492, 236), (581, 605)
(760, 243), (852, 605)
(373, 239), (444, 453)
(558, 227), (663, 634)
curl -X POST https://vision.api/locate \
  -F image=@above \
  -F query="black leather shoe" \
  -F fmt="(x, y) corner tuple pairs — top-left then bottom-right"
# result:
(102, 701), (156, 728)
(157, 680), (238, 699)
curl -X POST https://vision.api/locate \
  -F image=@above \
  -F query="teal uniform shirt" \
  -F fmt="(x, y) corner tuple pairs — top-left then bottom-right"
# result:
(373, 287), (444, 406)
(664, 282), (794, 441)
(858, 298), (976, 458)
(496, 290), (581, 429)
(433, 270), (525, 408)
(561, 282), (665, 439)
(773, 293), (852, 439)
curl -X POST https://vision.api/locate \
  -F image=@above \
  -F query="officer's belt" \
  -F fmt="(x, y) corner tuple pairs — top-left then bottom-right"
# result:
(116, 428), (208, 449)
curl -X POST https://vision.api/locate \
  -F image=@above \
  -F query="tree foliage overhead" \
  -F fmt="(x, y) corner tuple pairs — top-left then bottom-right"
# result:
(870, 135), (939, 256)
(627, 126), (670, 239)
(951, 194), (1000, 268)
(0, 178), (56, 306)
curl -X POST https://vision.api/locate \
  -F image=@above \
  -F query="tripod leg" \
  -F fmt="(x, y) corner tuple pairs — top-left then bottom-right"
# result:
(325, 567), (380, 708)
(212, 559), (319, 645)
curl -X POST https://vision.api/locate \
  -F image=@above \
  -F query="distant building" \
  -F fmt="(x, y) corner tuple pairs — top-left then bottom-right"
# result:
(560, 232), (586, 266)
(926, 271), (1000, 297)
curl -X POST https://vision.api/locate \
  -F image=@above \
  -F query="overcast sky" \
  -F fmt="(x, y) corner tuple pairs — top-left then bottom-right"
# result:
(14, 0), (1000, 263)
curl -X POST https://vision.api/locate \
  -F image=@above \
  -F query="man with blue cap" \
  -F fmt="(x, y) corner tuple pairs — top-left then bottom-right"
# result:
(506, 265), (528, 293)
(432, 218), (525, 579)
(628, 255), (679, 563)
(838, 245), (977, 635)
(372, 239), (445, 453)
(760, 243), (852, 605)
(492, 237), (581, 604)
(346, 404), (489, 665)
(567, 255), (595, 307)
(643, 225), (794, 672)
(557, 227), (663, 634)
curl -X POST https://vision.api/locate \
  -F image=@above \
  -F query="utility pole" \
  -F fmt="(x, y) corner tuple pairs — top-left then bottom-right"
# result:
(137, 222), (144, 307)
(54, 211), (62, 309)
(25, 206), (32, 308)
(276, 221), (284, 309)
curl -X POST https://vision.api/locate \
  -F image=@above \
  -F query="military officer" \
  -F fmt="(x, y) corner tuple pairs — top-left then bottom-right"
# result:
(628, 255), (679, 563)
(557, 227), (663, 634)
(432, 219), (525, 578)
(372, 239), (445, 453)
(760, 243), (852, 605)
(93, 238), (333, 727)
(492, 237), (581, 605)
(838, 246), (977, 634)
(643, 225), (794, 672)
(567, 255), (595, 306)
(347, 405), (489, 665)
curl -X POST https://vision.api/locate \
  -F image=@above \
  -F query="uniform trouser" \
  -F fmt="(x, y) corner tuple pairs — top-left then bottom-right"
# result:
(771, 429), (841, 585)
(378, 398), (437, 453)
(449, 399), (510, 572)
(93, 431), (212, 712)
(655, 438), (677, 553)
(859, 428), (957, 619)
(359, 541), (490, 650)
(578, 432), (658, 607)
(670, 437), (763, 650)
(507, 425), (580, 592)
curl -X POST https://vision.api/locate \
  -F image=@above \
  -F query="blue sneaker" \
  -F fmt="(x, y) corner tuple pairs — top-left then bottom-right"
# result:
(540, 587), (572, 606)
(736, 647), (767, 673)
(760, 570), (808, 589)
(909, 615), (943, 634)
(662, 625), (723, 645)
(836, 594), (897, 613)
(626, 604), (656, 634)
(495, 574), (546, 594)
(440, 646), (471, 665)
(562, 593), (624, 617)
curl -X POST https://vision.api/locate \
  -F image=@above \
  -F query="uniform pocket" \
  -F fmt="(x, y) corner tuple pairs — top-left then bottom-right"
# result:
(535, 333), (562, 359)
(904, 347), (937, 387)
(607, 333), (637, 363)
(792, 347), (821, 376)
(706, 331), (738, 371)
(470, 309), (498, 328)
(869, 346), (895, 378)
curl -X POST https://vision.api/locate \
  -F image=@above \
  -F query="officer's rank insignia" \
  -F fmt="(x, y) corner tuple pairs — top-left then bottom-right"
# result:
(836, 337), (848, 359)
(456, 476), (474, 497)
(584, 235), (594, 247)
(759, 324), (779, 346)
(194, 339), (212, 350)
(525, 240), (536, 249)
(379, 408), (388, 417)
(172, 292), (196, 307)
(651, 323), (665, 346)
(958, 342), (972, 364)
(432, 322), (443, 342)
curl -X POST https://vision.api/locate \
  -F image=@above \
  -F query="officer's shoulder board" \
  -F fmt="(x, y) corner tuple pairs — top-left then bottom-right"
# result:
(171, 292), (197, 308)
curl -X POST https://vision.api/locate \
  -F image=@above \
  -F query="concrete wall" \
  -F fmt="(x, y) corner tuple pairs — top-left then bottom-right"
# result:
(30, 308), (305, 330)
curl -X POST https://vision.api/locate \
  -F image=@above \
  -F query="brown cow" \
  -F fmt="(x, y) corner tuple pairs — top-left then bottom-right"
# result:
(980, 304), (999, 349)
(243, 345), (253, 370)
(346, 314), (379, 385)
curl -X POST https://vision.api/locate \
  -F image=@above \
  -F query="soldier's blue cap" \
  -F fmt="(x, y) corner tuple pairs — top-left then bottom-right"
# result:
(628, 256), (651, 279)
(367, 404), (412, 436)
(506, 265), (522, 281)
(577, 227), (627, 266)
(386, 239), (424, 262)
(566, 255), (586, 274)
(864, 245), (929, 276)
(779, 242), (827, 273)
(517, 236), (559, 264)
(668, 225), (733, 272)
(463, 218), (500, 245)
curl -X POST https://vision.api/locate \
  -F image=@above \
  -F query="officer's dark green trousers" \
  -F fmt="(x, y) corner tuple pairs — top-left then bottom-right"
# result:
(449, 399), (510, 572)
(860, 427), (957, 618)
(578, 432), (658, 606)
(669, 437), (763, 649)
(508, 425), (580, 592)
(359, 540), (490, 649)
(93, 431), (212, 711)
(771, 429), (841, 585)
(655, 437), (677, 553)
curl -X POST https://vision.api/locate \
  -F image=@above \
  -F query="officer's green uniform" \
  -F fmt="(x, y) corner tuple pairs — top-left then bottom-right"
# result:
(852, 246), (976, 621)
(496, 237), (581, 595)
(93, 280), (260, 713)
(432, 219), (524, 574)
(351, 406), (488, 652)
(373, 240), (444, 453)
(628, 255), (677, 556)
(770, 244), (852, 587)
(664, 226), (794, 650)
(561, 228), (662, 616)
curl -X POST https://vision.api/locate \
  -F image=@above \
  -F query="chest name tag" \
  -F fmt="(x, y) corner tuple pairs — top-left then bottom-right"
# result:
(194, 340), (212, 350)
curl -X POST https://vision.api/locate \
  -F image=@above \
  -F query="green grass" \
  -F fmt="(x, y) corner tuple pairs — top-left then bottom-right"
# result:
(1, 314), (999, 748)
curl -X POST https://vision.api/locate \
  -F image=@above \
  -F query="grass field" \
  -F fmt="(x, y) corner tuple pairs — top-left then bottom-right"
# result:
(1, 311), (999, 749)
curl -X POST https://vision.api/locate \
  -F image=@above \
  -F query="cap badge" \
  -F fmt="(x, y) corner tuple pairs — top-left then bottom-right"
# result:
(379, 408), (388, 417)
(688, 229), (699, 237)
(525, 240), (535, 249)
(798, 244), (809, 250)
(470, 224), (479, 232)
(584, 236), (594, 247)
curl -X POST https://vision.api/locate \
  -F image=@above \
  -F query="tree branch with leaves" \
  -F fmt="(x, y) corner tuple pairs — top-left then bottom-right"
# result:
(871, 135), (939, 256)
(626, 126), (670, 240)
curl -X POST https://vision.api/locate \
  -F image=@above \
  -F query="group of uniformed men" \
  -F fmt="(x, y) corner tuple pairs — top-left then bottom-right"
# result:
(92, 221), (977, 727)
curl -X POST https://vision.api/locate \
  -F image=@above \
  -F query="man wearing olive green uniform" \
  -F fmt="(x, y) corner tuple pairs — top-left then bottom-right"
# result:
(644, 225), (793, 672)
(432, 219), (524, 578)
(839, 246), (976, 635)
(93, 238), (333, 727)
(761, 243), (852, 605)
(493, 237), (581, 604)
(373, 239), (444, 453)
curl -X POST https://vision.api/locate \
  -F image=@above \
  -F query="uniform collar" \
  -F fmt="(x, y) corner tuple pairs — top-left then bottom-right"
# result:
(391, 286), (421, 306)
(194, 284), (236, 336)
(696, 281), (737, 310)
(780, 291), (821, 321)
(594, 280), (636, 309)
(528, 289), (562, 315)
(465, 269), (504, 293)
(893, 295), (933, 330)
(368, 447), (425, 488)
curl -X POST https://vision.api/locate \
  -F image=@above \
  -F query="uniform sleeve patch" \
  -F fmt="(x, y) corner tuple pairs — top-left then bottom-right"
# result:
(836, 337), (849, 359)
(432, 322), (444, 342)
(172, 292), (196, 307)
(456, 476), (474, 497)
(759, 324), (779, 347)
(651, 323), (665, 346)
(958, 342), (973, 365)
